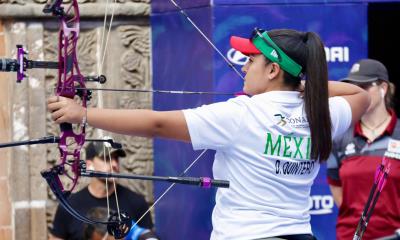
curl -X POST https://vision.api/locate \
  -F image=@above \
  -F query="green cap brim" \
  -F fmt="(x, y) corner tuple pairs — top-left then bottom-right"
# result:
(252, 31), (303, 77)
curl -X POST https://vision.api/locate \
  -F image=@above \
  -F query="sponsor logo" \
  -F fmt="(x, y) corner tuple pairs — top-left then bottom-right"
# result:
(344, 142), (356, 155)
(388, 139), (400, 154)
(350, 63), (360, 73)
(325, 46), (350, 63)
(309, 195), (335, 215)
(274, 114), (287, 126)
(274, 113), (309, 129)
(385, 138), (400, 160)
(270, 49), (278, 59)
(227, 48), (248, 65)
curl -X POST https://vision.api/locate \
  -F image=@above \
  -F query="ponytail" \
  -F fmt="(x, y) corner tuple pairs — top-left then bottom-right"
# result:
(303, 32), (331, 161)
(269, 30), (332, 161)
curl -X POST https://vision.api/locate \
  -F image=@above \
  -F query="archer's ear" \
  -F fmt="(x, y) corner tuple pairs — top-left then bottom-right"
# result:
(379, 81), (389, 91)
(269, 62), (282, 80)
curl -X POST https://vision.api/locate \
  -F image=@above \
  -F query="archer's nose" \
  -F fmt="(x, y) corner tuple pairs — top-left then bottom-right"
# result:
(241, 61), (249, 75)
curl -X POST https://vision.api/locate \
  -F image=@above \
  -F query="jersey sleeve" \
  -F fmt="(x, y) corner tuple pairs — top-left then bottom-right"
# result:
(182, 96), (248, 151)
(329, 96), (352, 140)
(326, 139), (343, 186)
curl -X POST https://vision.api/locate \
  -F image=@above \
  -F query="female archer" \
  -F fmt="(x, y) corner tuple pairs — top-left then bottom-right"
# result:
(48, 28), (370, 239)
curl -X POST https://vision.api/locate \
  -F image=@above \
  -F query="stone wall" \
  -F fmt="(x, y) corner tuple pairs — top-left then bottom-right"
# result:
(0, 19), (13, 240)
(0, 1), (153, 239)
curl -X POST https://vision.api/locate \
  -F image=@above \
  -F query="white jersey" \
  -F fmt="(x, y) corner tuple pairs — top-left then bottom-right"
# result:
(183, 91), (352, 240)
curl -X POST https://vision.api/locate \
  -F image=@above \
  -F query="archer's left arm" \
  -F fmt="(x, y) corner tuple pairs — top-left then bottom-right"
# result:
(47, 96), (190, 142)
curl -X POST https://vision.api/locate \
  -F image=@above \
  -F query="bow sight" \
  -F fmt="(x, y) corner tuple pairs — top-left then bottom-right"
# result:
(0, 45), (107, 100)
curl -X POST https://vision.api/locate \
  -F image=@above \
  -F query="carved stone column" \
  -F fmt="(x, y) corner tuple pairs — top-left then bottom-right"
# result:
(0, 20), (13, 240)
(0, 1), (152, 239)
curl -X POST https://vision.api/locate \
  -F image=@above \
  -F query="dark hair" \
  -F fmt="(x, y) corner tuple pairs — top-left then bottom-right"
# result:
(379, 80), (396, 110)
(83, 207), (109, 239)
(268, 29), (331, 161)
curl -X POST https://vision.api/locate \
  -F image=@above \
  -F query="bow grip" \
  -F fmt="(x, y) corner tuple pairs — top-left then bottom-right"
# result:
(60, 122), (73, 132)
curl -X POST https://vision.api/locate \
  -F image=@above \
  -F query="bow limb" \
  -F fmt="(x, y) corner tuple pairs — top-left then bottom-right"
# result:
(41, 167), (132, 239)
(44, 0), (87, 194)
(44, 1), (133, 238)
(47, 1), (136, 237)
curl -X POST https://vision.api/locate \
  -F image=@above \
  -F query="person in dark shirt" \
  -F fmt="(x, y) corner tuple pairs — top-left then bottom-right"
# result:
(50, 142), (155, 240)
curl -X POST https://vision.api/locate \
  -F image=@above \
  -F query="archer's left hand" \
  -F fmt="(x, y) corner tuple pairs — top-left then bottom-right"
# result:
(47, 96), (86, 124)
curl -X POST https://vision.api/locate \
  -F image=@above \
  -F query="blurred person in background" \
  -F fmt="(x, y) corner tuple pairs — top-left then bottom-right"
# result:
(327, 59), (400, 239)
(50, 142), (156, 240)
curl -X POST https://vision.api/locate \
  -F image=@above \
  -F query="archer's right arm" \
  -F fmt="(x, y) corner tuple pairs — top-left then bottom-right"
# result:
(328, 81), (370, 125)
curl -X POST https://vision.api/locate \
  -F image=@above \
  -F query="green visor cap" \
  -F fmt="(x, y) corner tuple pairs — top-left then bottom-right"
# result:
(252, 31), (303, 77)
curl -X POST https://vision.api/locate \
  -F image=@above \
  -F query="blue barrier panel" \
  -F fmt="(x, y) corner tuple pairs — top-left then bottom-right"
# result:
(151, 2), (367, 239)
(151, 6), (218, 240)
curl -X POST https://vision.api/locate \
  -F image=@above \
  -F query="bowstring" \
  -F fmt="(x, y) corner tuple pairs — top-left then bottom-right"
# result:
(103, 143), (122, 221)
(168, 0), (245, 81)
(130, 149), (208, 230)
(97, 0), (120, 223)
(103, 145), (111, 219)
(108, 147), (121, 220)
